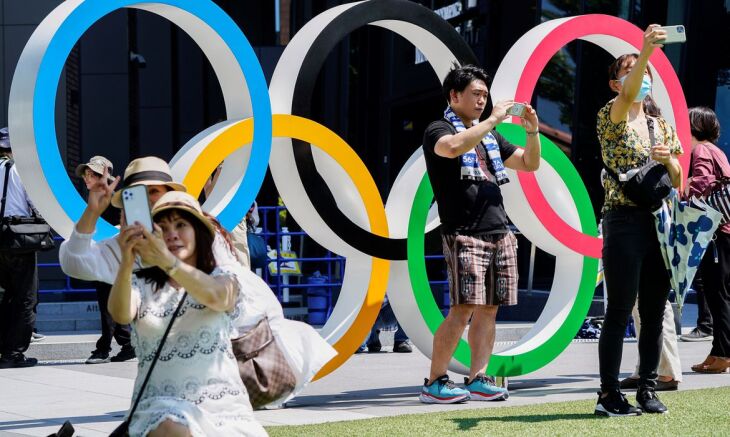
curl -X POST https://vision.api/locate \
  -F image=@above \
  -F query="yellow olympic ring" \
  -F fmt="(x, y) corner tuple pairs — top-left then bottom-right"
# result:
(182, 114), (390, 380)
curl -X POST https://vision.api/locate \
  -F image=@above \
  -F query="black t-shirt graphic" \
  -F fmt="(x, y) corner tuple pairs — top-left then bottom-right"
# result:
(422, 119), (517, 234)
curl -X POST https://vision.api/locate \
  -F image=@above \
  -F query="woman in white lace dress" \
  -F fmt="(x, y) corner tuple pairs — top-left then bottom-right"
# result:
(109, 191), (267, 436)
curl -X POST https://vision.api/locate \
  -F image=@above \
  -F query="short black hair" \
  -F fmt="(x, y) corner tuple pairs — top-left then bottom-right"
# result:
(442, 64), (490, 103)
(689, 106), (721, 143)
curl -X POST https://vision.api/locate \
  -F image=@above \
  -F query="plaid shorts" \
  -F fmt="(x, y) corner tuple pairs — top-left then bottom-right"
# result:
(441, 232), (519, 306)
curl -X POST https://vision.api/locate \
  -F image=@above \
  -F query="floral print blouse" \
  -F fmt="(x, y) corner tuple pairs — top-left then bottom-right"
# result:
(597, 99), (683, 213)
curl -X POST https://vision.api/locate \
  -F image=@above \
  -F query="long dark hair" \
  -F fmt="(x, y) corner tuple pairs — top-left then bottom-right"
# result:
(203, 211), (240, 263)
(608, 53), (662, 118)
(135, 209), (217, 290)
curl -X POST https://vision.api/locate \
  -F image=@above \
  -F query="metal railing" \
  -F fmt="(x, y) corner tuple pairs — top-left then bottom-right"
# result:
(37, 208), (540, 319)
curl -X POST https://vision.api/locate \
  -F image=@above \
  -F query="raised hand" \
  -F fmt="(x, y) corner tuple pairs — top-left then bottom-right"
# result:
(135, 223), (177, 271)
(87, 166), (120, 216)
(490, 100), (515, 123)
(520, 103), (539, 133)
(643, 24), (666, 52)
(117, 223), (144, 266)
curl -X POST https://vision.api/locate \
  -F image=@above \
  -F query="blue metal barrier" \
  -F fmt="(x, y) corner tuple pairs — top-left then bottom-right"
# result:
(37, 207), (453, 320)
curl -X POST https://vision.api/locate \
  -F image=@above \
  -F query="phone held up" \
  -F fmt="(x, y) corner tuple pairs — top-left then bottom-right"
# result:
(657, 25), (686, 44)
(122, 185), (153, 232)
(506, 103), (526, 118)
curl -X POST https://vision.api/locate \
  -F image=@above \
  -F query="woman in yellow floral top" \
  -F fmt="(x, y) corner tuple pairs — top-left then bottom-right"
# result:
(594, 25), (683, 418)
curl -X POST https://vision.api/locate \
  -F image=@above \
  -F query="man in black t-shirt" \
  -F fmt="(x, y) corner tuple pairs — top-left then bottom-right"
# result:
(419, 65), (542, 404)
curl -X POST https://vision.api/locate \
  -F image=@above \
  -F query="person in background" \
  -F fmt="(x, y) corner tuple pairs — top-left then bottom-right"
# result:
(686, 106), (730, 374)
(619, 302), (682, 391)
(681, 276), (713, 341)
(358, 297), (412, 353)
(595, 25), (683, 416)
(74, 156), (136, 364)
(0, 127), (39, 368)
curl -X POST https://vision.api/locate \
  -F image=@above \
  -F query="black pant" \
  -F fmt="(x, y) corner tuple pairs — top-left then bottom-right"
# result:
(0, 252), (38, 358)
(600, 208), (670, 391)
(94, 282), (131, 353)
(697, 233), (730, 357)
(692, 264), (715, 334)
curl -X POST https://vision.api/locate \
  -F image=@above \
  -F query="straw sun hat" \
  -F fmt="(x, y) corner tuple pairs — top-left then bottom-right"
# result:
(151, 191), (216, 238)
(111, 157), (186, 208)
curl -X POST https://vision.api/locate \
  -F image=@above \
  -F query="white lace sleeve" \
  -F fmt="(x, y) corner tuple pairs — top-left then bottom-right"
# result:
(211, 265), (243, 318)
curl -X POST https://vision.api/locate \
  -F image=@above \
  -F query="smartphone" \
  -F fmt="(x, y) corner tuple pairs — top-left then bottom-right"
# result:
(122, 185), (153, 232)
(657, 25), (686, 44)
(506, 103), (526, 117)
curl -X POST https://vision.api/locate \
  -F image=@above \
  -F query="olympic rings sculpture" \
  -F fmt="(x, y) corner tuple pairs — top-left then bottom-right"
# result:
(9, 0), (690, 380)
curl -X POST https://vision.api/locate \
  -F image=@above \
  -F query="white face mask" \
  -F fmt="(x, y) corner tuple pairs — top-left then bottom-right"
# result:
(618, 73), (652, 102)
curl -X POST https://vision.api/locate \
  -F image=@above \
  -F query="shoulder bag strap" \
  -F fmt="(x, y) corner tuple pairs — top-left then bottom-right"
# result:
(126, 291), (188, 421)
(0, 158), (14, 219)
(646, 117), (657, 163)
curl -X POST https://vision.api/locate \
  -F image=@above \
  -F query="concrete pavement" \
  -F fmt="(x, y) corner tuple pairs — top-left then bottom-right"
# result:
(1, 309), (728, 436)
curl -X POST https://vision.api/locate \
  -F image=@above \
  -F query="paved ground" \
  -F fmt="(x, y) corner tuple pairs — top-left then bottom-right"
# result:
(1, 306), (728, 436)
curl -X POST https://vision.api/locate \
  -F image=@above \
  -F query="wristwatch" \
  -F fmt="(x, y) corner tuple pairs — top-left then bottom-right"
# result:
(164, 257), (180, 277)
(526, 130), (539, 136)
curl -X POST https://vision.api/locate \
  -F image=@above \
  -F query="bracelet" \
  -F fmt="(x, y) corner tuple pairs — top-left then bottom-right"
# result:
(526, 130), (539, 136)
(164, 257), (180, 277)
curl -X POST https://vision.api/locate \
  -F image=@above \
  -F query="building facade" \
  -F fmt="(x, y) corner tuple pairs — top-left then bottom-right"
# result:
(1, 0), (729, 299)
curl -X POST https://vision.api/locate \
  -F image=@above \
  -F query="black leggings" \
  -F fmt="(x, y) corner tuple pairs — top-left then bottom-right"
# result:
(600, 207), (670, 391)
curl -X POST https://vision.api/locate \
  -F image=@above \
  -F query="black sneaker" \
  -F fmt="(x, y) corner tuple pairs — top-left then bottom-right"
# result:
(366, 339), (382, 353)
(85, 350), (110, 364)
(110, 347), (136, 362)
(594, 390), (642, 417)
(0, 354), (38, 369)
(636, 386), (668, 414)
(679, 327), (713, 342)
(393, 341), (412, 353)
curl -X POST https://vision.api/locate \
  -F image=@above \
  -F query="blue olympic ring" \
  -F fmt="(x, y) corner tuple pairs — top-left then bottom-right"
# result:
(33, 0), (271, 238)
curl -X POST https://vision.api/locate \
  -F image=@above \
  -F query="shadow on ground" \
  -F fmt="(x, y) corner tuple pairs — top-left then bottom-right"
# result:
(283, 378), (598, 409)
(449, 412), (598, 431)
(0, 411), (125, 432)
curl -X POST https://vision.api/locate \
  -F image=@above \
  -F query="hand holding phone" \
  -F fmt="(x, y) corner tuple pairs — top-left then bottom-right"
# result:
(121, 185), (153, 232)
(656, 25), (686, 44)
(506, 103), (527, 117)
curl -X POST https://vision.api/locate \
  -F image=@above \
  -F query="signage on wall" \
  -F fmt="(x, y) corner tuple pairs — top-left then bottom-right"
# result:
(10, 0), (689, 380)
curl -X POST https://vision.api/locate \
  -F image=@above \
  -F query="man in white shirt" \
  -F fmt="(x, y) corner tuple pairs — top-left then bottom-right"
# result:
(0, 127), (39, 368)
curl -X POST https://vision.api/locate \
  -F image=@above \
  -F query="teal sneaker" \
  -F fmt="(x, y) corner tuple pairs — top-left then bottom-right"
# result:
(464, 374), (509, 401)
(419, 375), (471, 404)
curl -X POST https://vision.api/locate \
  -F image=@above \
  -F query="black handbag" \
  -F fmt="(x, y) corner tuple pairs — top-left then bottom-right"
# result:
(0, 158), (55, 254)
(603, 117), (672, 210)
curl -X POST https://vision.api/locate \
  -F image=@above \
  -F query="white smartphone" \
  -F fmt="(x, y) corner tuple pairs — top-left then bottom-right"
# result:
(506, 103), (526, 117)
(122, 185), (153, 232)
(657, 25), (686, 44)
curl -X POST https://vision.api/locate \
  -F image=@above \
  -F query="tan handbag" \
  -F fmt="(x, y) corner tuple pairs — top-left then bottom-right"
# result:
(231, 317), (297, 409)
